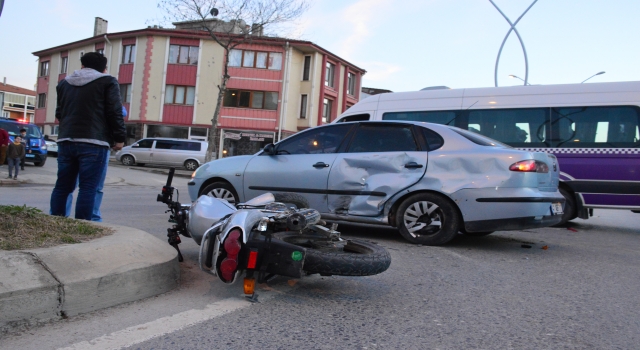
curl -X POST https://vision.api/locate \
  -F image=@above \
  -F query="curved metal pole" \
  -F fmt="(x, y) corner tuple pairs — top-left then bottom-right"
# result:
(490, 0), (538, 87)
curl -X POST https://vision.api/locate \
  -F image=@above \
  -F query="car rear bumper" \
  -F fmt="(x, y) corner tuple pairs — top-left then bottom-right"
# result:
(464, 214), (562, 232)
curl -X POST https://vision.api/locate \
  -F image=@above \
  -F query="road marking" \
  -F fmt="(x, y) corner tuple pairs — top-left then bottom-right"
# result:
(58, 295), (266, 350)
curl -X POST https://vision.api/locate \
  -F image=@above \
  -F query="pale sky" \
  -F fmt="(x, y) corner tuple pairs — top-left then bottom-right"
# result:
(1, 0), (639, 92)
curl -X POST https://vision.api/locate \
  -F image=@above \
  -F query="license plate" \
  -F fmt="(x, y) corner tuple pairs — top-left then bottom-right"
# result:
(551, 202), (563, 215)
(26, 154), (35, 158)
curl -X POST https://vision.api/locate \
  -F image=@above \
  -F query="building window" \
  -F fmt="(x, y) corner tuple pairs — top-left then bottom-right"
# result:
(347, 72), (356, 96)
(40, 61), (50, 76)
(51, 125), (59, 136)
(325, 62), (335, 88)
(300, 94), (308, 119)
(60, 56), (68, 74)
(96, 49), (104, 55)
(223, 89), (278, 110)
(37, 93), (47, 108)
(120, 84), (132, 103)
(2, 111), (8, 118)
(323, 98), (333, 123)
(165, 85), (196, 105)
(228, 49), (282, 70)
(302, 56), (311, 81)
(122, 44), (136, 64)
(168, 45), (199, 65)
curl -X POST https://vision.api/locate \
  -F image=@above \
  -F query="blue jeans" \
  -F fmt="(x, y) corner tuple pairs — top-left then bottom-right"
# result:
(7, 157), (20, 177)
(50, 142), (109, 220)
(61, 151), (110, 221)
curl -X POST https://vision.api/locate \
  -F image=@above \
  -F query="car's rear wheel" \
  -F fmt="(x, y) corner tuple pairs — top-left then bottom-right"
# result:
(121, 155), (134, 166)
(554, 187), (577, 226)
(34, 159), (46, 167)
(184, 159), (199, 171)
(396, 193), (460, 245)
(200, 182), (239, 205)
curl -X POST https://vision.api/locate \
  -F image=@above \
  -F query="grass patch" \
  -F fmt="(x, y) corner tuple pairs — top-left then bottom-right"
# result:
(0, 205), (114, 251)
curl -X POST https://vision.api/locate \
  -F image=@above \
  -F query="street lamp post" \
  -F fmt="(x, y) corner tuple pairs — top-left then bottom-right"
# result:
(509, 74), (531, 85)
(581, 71), (606, 83)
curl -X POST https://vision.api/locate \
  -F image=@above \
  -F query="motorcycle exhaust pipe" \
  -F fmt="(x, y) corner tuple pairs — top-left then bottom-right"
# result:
(286, 209), (321, 231)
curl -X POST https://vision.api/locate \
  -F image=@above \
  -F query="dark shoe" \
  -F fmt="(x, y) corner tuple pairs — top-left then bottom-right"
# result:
(13, 176), (17, 180)
(21, 167), (25, 171)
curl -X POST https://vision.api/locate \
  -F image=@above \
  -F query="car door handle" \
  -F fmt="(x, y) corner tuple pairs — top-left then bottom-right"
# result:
(313, 162), (330, 168)
(404, 162), (423, 169)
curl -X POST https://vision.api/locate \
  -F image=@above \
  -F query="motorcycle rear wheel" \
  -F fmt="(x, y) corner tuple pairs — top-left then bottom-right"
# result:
(271, 232), (391, 276)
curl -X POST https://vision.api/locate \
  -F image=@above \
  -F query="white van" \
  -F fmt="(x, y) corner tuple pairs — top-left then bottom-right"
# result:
(116, 138), (208, 171)
(334, 81), (640, 225)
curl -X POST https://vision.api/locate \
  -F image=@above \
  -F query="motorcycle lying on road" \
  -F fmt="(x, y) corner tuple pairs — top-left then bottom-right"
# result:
(157, 168), (391, 297)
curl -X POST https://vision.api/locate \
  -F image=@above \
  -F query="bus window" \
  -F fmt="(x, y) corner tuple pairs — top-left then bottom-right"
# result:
(465, 108), (549, 147)
(383, 111), (458, 125)
(551, 106), (640, 148)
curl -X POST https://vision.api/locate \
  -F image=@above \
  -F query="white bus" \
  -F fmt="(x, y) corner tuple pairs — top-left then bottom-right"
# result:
(335, 81), (640, 225)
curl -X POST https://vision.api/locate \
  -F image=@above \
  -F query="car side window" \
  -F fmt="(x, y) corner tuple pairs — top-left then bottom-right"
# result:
(181, 142), (202, 151)
(336, 113), (370, 123)
(155, 141), (182, 149)
(420, 127), (445, 151)
(135, 139), (154, 148)
(347, 124), (418, 153)
(276, 124), (352, 155)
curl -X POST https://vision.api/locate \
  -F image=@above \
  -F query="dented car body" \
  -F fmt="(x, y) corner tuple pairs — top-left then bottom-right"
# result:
(188, 121), (564, 245)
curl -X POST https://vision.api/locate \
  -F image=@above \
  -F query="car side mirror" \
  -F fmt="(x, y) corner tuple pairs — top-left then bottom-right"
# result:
(263, 143), (275, 155)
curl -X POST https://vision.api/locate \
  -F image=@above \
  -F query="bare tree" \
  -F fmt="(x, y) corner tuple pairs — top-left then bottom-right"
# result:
(158, 0), (308, 162)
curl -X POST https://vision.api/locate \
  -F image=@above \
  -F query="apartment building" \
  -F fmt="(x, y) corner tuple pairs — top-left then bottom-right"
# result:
(0, 80), (36, 123)
(32, 19), (366, 158)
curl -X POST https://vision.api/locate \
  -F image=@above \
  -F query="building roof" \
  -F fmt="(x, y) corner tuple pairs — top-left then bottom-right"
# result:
(0, 83), (36, 96)
(32, 28), (367, 74)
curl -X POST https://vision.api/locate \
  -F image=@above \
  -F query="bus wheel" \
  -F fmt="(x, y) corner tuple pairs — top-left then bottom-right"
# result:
(555, 188), (577, 226)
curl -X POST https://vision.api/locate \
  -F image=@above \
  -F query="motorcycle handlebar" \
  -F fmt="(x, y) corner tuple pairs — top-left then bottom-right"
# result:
(165, 167), (175, 187)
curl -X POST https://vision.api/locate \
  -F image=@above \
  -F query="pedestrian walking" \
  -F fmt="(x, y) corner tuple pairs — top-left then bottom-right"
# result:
(6, 136), (25, 179)
(50, 52), (126, 220)
(0, 126), (9, 166)
(18, 128), (27, 170)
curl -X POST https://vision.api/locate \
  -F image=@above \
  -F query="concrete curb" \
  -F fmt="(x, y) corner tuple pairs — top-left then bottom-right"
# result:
(0, 223), (179, 332)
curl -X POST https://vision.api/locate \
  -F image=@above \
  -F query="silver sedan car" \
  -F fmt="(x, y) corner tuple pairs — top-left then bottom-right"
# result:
(188, 121), (564, 245)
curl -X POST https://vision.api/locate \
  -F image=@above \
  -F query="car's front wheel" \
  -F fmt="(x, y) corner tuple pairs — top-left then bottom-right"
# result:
(396, 193), (460, 245)
(200, 182), (239, 205)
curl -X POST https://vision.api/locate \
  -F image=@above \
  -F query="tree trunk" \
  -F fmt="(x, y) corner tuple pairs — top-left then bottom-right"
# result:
(205, 74), (230, 163)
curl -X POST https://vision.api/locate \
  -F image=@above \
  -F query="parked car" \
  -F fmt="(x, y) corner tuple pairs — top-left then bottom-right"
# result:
(0, 118), (48, 166)
(115, 138), (207, 171)
(45, 139), (58, 156)
(188, 121), (564, 245)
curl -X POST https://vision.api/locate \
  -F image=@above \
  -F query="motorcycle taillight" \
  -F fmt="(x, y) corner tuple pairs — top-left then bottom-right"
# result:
(219, 229), (242, 282)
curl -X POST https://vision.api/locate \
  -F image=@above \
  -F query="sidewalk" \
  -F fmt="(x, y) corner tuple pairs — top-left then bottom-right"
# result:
(0, 223), (179, 333)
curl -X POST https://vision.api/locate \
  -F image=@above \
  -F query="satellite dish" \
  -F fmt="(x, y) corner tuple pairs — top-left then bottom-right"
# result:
(210, 8), (219, 16)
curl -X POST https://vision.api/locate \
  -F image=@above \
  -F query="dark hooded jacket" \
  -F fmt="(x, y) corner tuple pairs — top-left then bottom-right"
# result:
(55, 68), (126, 146)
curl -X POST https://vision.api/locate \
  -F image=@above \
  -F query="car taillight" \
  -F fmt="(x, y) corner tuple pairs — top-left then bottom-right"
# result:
(509, 160), (549, 173)
(219, 229), (242, 282)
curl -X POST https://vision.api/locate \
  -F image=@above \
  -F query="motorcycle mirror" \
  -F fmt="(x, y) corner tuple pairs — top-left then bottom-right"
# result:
(263, 143), (275, 155)
(241, 193), (276, 207)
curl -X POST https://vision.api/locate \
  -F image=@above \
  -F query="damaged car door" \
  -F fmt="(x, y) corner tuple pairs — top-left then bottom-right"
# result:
(327, 123), (429, 216)
(243, 124), (355, 213)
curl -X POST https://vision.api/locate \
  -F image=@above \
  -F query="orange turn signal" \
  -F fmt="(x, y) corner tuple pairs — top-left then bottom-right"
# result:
(244, 277), (256, 295)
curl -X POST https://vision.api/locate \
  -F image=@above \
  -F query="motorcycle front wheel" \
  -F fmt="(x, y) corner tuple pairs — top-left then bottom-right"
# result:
(271, 232), (391, 276)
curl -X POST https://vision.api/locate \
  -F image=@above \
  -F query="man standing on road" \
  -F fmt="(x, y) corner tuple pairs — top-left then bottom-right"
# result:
(18, 128), (28, 170)
(0, 126), (8, 166)
(50, 52), (126, 220)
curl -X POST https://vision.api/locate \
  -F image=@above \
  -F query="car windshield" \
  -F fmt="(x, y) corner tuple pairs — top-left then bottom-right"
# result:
(0, 120), (42, 138)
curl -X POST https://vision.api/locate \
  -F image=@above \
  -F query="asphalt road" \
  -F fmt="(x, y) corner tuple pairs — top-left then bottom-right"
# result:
(1, 158), (639, 349)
